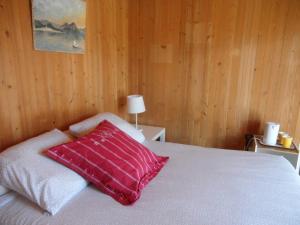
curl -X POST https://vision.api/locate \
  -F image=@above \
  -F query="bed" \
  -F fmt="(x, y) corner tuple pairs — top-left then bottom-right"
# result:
(1, 140), (300, 225)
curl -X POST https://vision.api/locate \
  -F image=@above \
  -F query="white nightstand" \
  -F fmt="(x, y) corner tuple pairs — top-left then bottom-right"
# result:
(134, 125), (166, 142)
(246, 135), (300, 173)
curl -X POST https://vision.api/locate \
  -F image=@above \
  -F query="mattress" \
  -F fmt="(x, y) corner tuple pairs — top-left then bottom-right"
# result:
(1, 141), (300, 225)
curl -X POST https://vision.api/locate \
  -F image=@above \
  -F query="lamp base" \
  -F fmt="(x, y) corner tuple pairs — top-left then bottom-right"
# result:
(134, 114), (143, 132)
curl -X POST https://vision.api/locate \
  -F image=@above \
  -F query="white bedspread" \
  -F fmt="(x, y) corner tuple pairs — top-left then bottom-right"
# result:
(1, 141), (300, 225)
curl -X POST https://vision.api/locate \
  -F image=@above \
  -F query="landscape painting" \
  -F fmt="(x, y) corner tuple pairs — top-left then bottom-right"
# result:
(32, 0), (86, 54)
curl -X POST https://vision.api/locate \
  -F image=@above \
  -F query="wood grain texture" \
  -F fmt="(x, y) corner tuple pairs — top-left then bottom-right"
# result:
(1, 0), (300, 151)
(0, 0), (129, 150)
(128, 0), (300, 149)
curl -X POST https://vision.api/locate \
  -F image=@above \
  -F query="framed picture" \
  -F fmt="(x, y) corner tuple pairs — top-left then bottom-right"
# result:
(31, 0), (86, 54)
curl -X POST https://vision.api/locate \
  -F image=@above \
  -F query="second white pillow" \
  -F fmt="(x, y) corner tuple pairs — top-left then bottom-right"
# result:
(69, 112), (145, 143)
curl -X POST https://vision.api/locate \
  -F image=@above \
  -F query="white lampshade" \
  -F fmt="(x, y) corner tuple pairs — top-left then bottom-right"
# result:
(127, 95), (146, 114)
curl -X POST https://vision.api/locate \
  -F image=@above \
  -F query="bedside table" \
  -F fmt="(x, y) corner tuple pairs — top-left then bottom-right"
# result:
(246, 135), (300, 173)
(134, 125), (166, 142)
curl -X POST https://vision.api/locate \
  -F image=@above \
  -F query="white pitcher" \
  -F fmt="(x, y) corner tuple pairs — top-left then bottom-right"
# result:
(263, 122), (280, 145)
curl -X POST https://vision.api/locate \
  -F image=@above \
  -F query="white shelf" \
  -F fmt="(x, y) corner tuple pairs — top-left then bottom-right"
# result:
(249, 135), (300, 174)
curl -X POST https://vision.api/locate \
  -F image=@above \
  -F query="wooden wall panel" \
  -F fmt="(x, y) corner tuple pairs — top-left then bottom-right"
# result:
(1, 0), (300, 151)
(129, 0), (300, 149)
(0, 0), (129, 150)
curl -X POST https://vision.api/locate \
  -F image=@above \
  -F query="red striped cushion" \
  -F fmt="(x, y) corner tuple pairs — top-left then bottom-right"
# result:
(45, 120), (169, 205)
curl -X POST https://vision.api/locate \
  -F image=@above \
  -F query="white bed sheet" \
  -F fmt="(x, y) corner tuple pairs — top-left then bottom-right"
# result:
(1, 141), (300, 225)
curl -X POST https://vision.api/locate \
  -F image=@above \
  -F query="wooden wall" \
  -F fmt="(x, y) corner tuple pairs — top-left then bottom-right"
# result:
(1, 0), (300, 151)
(129, 0), (300, 149)
(0, 0), (129, 150)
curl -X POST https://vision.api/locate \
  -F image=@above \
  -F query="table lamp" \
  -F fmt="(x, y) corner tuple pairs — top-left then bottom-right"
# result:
(127, 95), (145, 130)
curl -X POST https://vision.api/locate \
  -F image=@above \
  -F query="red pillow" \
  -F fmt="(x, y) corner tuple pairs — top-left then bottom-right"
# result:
(45, 120), (169, 205)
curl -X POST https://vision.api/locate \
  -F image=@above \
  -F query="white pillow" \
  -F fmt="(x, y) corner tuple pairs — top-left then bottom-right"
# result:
(0, 129), (88, 215)
(69, 112), (145, 143)
(0, 185), (9, 196)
